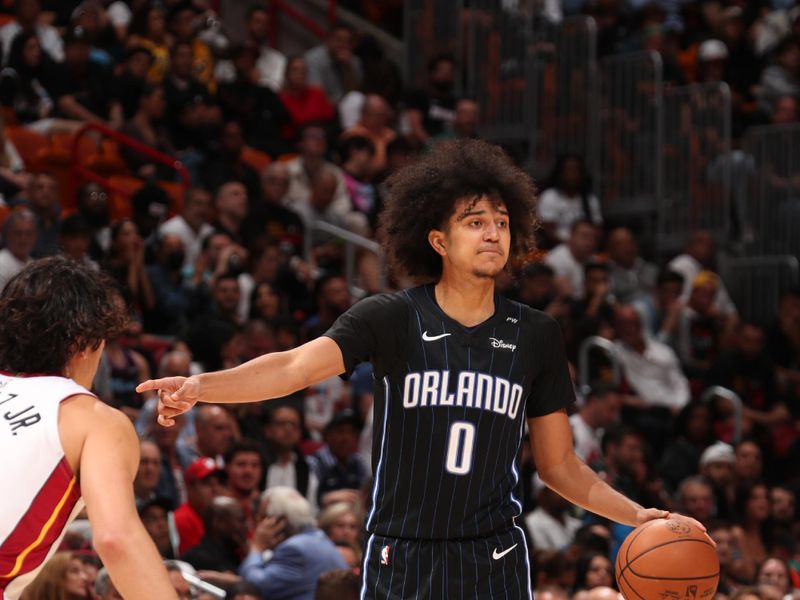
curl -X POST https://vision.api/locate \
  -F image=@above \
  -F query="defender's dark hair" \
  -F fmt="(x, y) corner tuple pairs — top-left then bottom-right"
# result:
(379, 138), (537, 281)
(0, 256), (127, 374)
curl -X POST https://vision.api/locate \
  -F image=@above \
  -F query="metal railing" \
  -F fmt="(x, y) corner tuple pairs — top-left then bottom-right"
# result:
(700, 386), (743, 445)
(742, 124), (800, 259)
(304, 220), (386, 295)
(578, 336), (621, 397)
(596, 51), (663, 218)
(659, 82), (732, 255)
(403, 0), (462, 91)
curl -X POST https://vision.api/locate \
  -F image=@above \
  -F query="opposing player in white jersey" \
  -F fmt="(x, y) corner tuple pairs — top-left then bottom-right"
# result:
(0, 257), (178, 599)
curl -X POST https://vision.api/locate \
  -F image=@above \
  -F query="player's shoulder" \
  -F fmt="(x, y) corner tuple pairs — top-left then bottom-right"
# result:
(501, 296), (561, 334)
(348, 288), (413, 319)
(62, 394), (135, 438)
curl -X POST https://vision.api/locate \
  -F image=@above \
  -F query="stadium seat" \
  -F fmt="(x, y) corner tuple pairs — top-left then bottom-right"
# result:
(5, 127), (48, 171)
(107, 175), (146, 221)
(158, 180), (186, 216)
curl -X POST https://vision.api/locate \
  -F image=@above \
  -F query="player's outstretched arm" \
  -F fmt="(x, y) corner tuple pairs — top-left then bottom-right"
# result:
(137, 336), (346, 426)
(528, 410), (668, 528)
(80, 403), (179, 599)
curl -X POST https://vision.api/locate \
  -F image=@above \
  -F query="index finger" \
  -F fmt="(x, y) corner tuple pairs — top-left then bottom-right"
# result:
(136, 379), (161, 393)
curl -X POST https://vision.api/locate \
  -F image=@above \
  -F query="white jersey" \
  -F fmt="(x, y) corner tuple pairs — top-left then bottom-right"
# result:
(0, 374), (93, 600)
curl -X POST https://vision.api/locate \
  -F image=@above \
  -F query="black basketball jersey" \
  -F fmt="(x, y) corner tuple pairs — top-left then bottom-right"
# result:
(325, 284), (574, 540)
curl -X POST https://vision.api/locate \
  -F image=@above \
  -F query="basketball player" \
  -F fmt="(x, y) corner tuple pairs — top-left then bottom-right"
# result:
(0, 257), (178, 599)
(140, 140), (691, 599)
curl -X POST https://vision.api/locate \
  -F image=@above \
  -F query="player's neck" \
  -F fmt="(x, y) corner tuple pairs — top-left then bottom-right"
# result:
(434, 273), (495, 327)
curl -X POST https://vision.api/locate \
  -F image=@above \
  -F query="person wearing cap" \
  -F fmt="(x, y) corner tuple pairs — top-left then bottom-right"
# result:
(311, 410), (369, 505)
(174, 457), (227, 554)
(696, 39), (728, 83)
(699, 441), (736, 520)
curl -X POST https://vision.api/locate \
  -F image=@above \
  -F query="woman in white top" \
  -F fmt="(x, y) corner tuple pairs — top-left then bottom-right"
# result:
(537, 154), (603, 247)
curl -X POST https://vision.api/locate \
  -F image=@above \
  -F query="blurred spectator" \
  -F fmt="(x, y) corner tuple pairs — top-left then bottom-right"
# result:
(707, 520), (741, 596)
(569, 260), (615, 356)
(572, 553), (614, 595)
(676, 475), (716, 524)
(545, 220), (598, 299)
(127, 5), (170, 84)
(758, 36), (800, 117)
(21, 552), (89, 599)
(163, 40), (221, 153)
(217, 42), (291, 157)
(667, 230), (737, 317)
(293, 166), (349, 234)
(248, 280), (284, 322)
(75, 181), (111, 259)
(315, 569), (360, 600)
(569, 382), (622, 465)
(219, 5), (286, 92)
(58, 214), (95, 266)
(658, 402), (714, 494)
(0, 0), (64, 64)
(94, 567), (122, 600)
(145, 233), (195, 335)
(318, 502), (361, 547)
(613, 305), (691, 414)
(339, 135), (378, 226)
(533, 550), (576, 593)
(733, 481), (773, 579)
(228, 581), (262, 600)
(0, 31), (61, 132)
(735, 441), (765, 486)
(537, 155), (602, 247)
(208, 181), (247, 245)
(403, 53), (456, 144)
(18, 171), (59, 257)
(119, 84), (176, 180)
(670, 271), (732, 389)
(225, 439), (265, 535)
(332, 540), (362, 574)
(52, 27), (122, 127)
(284, 123), (350, 220)
(598, 424), (646, 504)
(102, 219), (156, 315)
(517, 263), (570, 319)
(305, 23), (362, 104)
(710, 322), (787, 440)
(243, 163), (304, 256)
(105, 333), (150, 420)
(766, 289), (800, 399)
(769, 95), (799, 124)
(160, 186), (214, 268)
(279, 55), (336, 143)
(700, 442), (737, 521)
(607, 227), (657, 304)
(341, 94), (396, 175)
(757, 557), (793, 598)
(181, 495), (247, 574)
(167, 3), (215, 91)
(264, 405), (320, 514)
(428, 97), (481, 147)
(174, 456), (227, 555)
(177, 405), (236, 468)
(303, 274), (352, 342)
(204, 122), (259, 201)
(312, 410), (369, 503)
(771, 485), (795, 530)
(149, 408), (187, 509)
(0, 113), (28, 195)
(0, 208), (37, 292)
(696, 39), (729, 83)
(131, 183), (170, 244)
(634, 269), (684, 343)
(114, 45), (154, 120)
(134, 439), (161, 507)
(138, 496), (176, 559)
(240, 487), (347, 600)
(524, 475), (582, 550)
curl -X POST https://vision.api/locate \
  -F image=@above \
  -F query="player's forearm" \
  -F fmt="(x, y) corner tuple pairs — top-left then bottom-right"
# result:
(94, 524), (179, 599)
(538, 453), (644, 527)
(197, 350), (304, 404)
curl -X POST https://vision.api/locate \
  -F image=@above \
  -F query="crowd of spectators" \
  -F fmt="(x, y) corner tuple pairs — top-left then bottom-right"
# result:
(0, 1), (799, 599)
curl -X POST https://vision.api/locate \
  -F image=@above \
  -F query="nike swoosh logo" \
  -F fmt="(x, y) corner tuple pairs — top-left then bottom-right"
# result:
(422, 331), (451, 341)
(492, 544), (518, 560)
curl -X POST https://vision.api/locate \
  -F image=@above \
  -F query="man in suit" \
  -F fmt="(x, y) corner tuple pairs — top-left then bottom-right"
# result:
(239, 487), (347, 600)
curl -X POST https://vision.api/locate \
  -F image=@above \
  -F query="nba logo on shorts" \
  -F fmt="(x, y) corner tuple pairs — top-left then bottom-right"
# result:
(380, 545), (390, 566)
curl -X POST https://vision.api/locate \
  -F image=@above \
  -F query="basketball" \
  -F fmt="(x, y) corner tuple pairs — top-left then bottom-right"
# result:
(615, 519), (719, 600)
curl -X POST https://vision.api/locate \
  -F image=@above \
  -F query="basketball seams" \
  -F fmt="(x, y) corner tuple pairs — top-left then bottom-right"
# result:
(626, 537), (716, 572)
